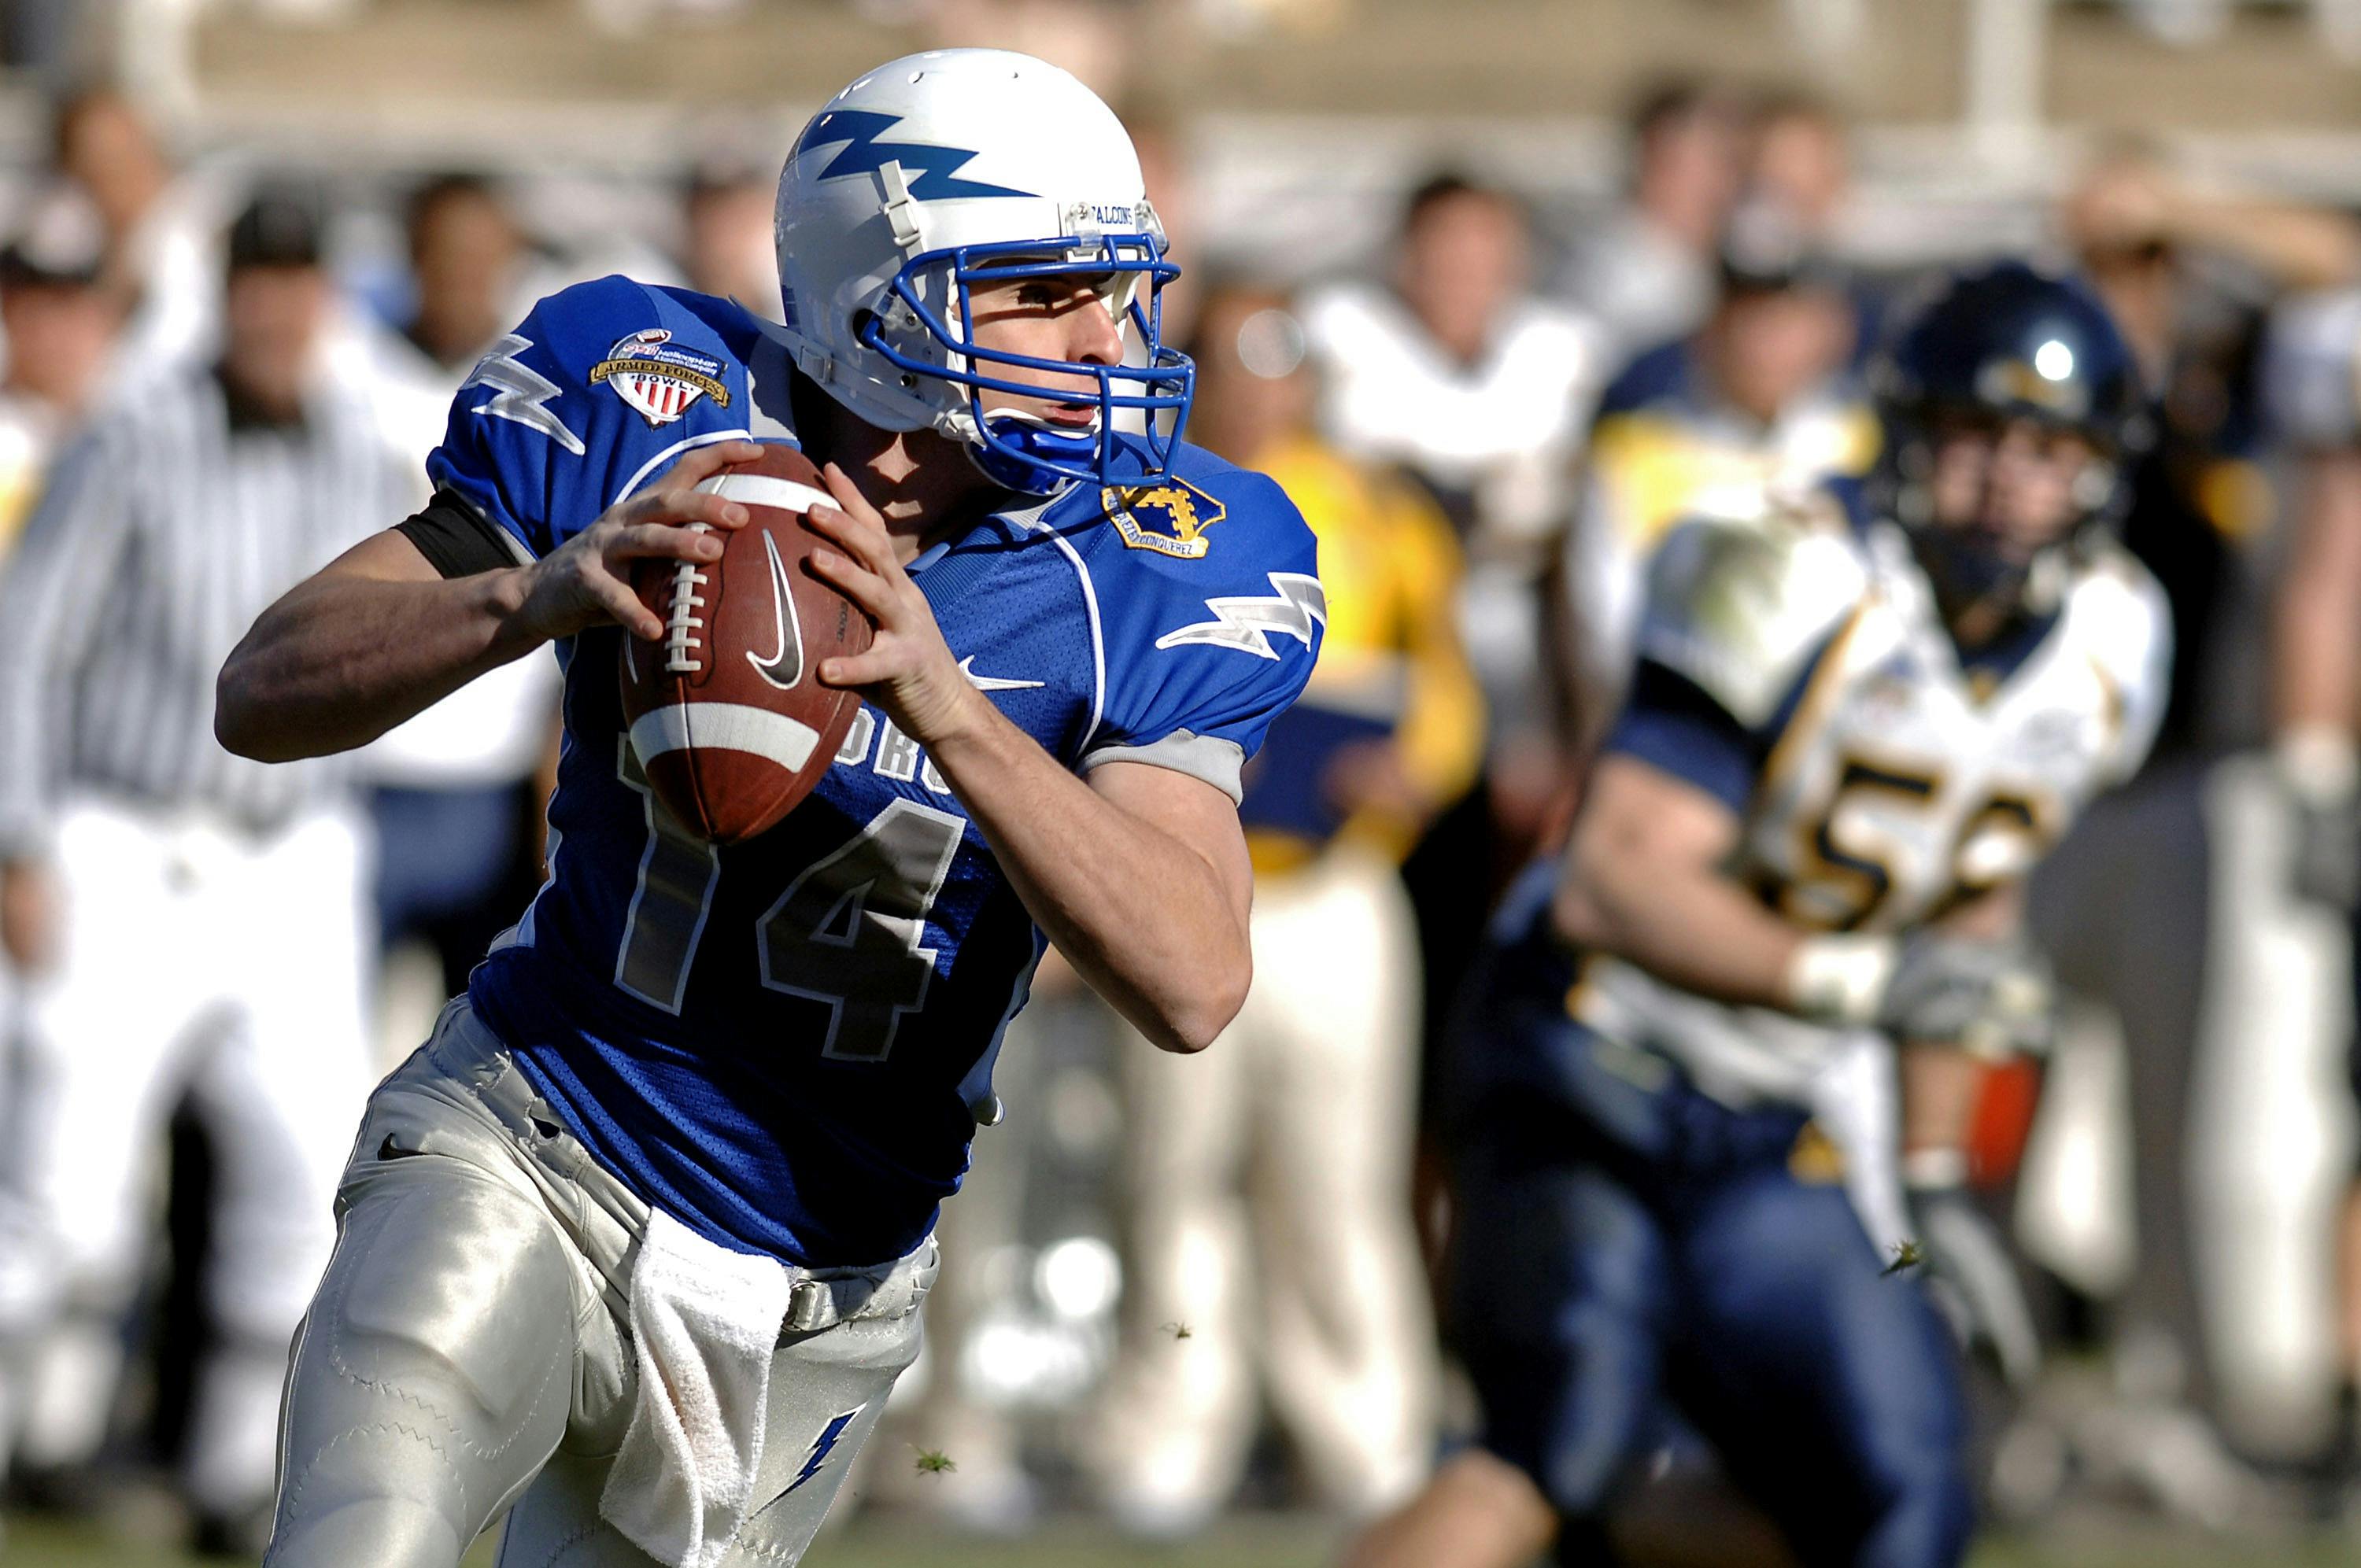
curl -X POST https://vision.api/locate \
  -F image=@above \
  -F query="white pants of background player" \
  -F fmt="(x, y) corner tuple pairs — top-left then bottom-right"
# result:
(0, 795), (373, 1517)
(1090, 843), (1438, 1529)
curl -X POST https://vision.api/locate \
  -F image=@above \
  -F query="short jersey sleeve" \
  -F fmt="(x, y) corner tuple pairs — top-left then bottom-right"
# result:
(426, 275), (763, 559)
(1080, 468), (1324, 802)
(1602, 513), (1864, 812)
(1635, 515), (1864, 731)
(2080, 550), (2175, 785)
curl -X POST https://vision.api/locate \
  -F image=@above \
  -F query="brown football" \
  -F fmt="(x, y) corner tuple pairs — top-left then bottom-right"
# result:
(617, 444), (871, 843)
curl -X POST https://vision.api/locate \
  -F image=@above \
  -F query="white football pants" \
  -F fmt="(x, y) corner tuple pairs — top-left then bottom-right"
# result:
(1090, 844), (1437, 1524)
(0, 796), (373, 1513)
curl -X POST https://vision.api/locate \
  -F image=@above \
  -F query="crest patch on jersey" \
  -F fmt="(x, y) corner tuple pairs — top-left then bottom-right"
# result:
(1103, 478), (1225, 559)
(591, 328), (733, 428)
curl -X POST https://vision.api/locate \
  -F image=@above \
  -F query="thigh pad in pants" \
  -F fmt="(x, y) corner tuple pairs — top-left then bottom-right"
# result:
(269, 1044), (611, 1567)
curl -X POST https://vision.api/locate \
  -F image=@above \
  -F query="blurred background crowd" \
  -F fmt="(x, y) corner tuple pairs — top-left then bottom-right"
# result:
(8, 0), (2361, 1563)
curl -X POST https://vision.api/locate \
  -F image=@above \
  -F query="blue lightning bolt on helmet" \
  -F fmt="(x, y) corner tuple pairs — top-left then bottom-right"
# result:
(773, 49), (1192, 495)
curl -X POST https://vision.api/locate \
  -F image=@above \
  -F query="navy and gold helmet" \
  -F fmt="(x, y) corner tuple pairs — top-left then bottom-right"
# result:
(1879, 260), (2144, 452)
(1873, 260), (2148, 603)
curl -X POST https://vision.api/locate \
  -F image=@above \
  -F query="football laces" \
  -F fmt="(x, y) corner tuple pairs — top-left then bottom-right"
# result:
(663, 522), (712, 675)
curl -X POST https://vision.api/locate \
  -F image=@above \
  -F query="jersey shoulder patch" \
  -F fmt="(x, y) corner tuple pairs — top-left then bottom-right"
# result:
(1050, 442), (1322, 795)
(1070, 441), (1323, 650)
(1639, 513), (1867, 729)
(428, 277), (770, 557)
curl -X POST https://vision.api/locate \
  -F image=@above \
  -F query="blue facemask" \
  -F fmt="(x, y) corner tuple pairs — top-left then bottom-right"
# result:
(855, 233), (1195, 495)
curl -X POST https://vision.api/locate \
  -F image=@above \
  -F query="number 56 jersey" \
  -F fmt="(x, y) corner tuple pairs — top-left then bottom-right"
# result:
(428, 277), (1322, 1268)
(1547, 490), (2170, 1112)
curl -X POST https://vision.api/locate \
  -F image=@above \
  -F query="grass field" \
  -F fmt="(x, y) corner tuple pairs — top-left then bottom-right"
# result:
(11, 1511), (2361, 1567)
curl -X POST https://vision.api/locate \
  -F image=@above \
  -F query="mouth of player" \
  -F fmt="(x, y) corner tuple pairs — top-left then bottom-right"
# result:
(1040, 400), (1100, 429)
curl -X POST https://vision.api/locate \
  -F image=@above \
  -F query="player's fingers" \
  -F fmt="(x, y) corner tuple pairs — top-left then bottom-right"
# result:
(818, 650), (892, 689)
(807, 546), (896, 618)
(805, 504), (901, 581)
(818, 462), (888, 529)
(581, 567), (664, 640)
(632, 485), (749, 532)
(609, 522), (725, 563)
(656, 439), (764, 495)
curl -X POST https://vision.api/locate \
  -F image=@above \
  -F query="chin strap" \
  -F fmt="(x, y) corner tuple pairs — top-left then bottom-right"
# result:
(966, 412), (1097, 496)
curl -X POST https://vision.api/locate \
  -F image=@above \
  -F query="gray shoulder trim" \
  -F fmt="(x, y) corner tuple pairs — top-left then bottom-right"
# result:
(1079, 729), (1246, 803)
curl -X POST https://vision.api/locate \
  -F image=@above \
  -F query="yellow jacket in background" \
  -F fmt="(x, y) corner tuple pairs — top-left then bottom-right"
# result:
(1240, 434), (1484, 874)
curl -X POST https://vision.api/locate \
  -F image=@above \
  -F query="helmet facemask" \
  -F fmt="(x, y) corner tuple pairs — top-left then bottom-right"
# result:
(1884, 400), (2124, 619)
(855, 220), (1193, 495)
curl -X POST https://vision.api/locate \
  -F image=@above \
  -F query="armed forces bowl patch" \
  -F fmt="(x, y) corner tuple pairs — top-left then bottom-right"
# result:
(592, 328), (733, 427)
(1103, 477), (1225, 559)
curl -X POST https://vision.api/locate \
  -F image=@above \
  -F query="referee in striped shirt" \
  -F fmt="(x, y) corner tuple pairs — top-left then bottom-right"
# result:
(0, 186), (412, 1550)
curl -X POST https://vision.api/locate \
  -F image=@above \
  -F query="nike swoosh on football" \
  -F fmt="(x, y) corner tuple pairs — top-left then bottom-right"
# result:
(747, 529), (805, 690)
(959, 655), (1044, 692)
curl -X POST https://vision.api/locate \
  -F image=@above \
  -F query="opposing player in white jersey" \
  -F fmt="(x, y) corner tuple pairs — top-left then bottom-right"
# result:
(217, 51), (1320, 1568)
(1347, 262), (2170, 1567)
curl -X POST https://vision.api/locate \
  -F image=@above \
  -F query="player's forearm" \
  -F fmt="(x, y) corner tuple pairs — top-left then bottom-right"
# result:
(1900, 1042), (1985, 1165)
(1552, 756), (1808, 1010)
(1554, 844), (1803, 1009)
(217, 565), (538, 762)
(2173, 194), (2361, 292)
(2275, 457), (2361, 736)
(925, 693), (1251, 1053)
(2272, 457), (2361, 815)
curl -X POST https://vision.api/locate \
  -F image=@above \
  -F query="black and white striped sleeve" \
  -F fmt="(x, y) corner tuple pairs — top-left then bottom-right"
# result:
(0, 429), (138, 858)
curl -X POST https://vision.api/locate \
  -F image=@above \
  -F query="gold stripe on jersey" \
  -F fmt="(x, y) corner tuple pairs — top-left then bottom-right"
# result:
(1756, 601), (1870, 803)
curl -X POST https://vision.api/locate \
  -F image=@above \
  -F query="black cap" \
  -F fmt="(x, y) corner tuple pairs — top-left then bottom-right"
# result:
(226, 186), (325, 272)
(0, 183), (105, 287)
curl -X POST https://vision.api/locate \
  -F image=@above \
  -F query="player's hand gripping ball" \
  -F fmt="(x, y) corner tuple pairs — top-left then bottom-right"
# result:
(617, 444), (873, 843)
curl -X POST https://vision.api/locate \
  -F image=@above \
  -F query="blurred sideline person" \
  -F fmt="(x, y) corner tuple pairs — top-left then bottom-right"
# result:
(1746, 91), (1852, 255)
(0, 182), (120, 1397)
(1344, 264), (2168, 1568)
(357, 173), (561, 1050)
(1738, 92), (1890, 372)
(2262, 286), (2361, 1450)
(0, 188), (403, 1551)
(678, 158), (780, 316)
(54, 83), (219, 372)
(0, 183), (120, 556)
(2014, 148), (2361, 1478)
(1301, 170), (1606, 1127)
(1557, 79), (1748, 359)
(400, 172), (532, 377)
(1090, 285), (1477, 1532)
(1563, 216), (1872, 758)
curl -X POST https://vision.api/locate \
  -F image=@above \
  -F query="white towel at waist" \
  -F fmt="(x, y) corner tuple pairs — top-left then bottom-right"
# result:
(600, 1208), (794, 1568)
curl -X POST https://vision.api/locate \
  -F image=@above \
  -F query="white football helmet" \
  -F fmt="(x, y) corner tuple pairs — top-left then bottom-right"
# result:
(774, 49), (1192, 494)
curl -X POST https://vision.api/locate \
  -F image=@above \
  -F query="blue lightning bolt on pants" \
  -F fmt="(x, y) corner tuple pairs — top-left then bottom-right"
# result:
(264, 1000), (933, 1568)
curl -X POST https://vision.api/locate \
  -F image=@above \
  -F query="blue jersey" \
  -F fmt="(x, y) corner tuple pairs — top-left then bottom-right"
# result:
(431, 275), (1322, 1266)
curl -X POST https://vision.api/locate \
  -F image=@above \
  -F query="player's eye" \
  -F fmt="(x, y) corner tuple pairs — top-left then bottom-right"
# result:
(1015, 282), (1060, 309)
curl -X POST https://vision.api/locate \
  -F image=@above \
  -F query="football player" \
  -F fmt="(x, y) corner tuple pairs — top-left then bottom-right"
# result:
(1343, 262), (2169, 1568)
(215, 50), (1321, 1568)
